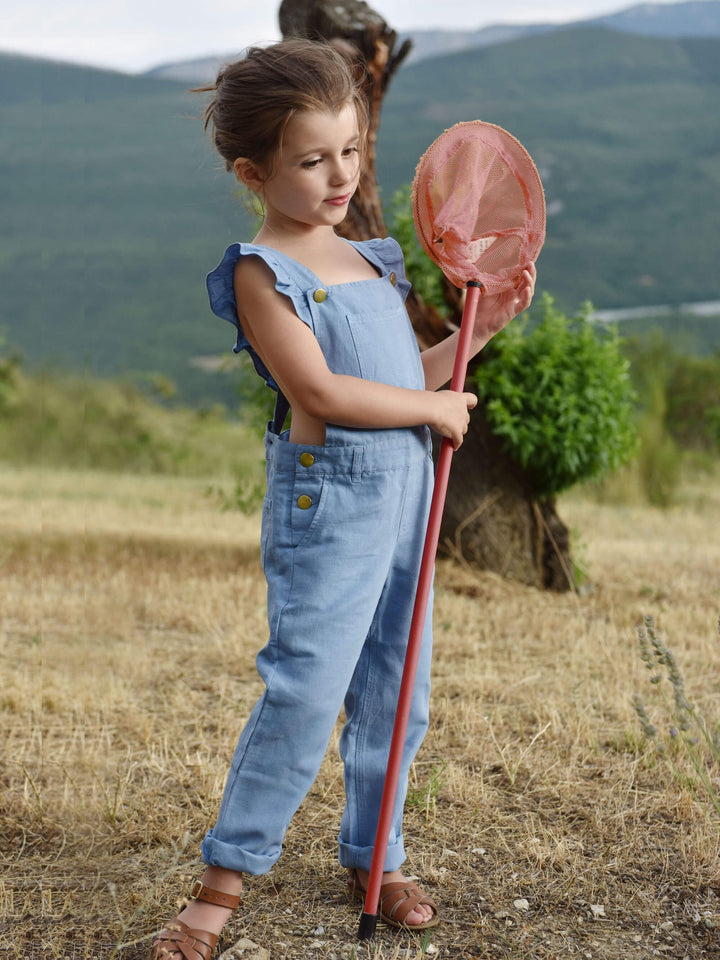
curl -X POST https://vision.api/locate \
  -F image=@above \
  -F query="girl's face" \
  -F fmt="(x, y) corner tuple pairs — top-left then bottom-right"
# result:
(253, 103), (361, 234)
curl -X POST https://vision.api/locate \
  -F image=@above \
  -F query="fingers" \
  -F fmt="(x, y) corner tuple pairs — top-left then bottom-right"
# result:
(453, 393), (476, 449)
(433, 391), (478, 450)
(512, 263), (536, 314)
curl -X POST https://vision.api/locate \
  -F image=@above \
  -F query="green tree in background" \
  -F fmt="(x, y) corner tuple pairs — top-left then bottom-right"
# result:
(474, 294), (639, 498)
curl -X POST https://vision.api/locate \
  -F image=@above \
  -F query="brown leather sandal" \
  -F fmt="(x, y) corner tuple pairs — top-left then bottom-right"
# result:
(348, 868), (440, 930)
(151, 880), (242, 960)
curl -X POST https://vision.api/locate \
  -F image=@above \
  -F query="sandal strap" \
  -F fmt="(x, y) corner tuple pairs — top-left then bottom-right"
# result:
(190, 880), (242, 911)
(152, 918), (218, 960)
(347, 870), (438, 927)
(379, 881), (437, 924)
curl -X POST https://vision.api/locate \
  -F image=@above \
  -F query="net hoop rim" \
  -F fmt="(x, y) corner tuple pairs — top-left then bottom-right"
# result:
(410, 120), (546, 292)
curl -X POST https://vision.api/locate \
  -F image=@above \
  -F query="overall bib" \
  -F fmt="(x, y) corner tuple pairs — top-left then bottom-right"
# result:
(201, 238), (435, 875)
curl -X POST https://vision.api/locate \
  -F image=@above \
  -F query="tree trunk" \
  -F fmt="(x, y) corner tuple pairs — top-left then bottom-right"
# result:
(278, 0), (574, 591)
(435, 397), (574, 590)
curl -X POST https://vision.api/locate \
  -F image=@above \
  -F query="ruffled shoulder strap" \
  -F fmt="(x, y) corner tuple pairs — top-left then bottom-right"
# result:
(344, 237), (412, 302)
(206, 243), (315, 391)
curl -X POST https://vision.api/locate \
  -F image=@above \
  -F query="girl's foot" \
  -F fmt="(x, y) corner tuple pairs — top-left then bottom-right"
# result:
(350, 868), (438, 928)
(152, 867), (243, 959)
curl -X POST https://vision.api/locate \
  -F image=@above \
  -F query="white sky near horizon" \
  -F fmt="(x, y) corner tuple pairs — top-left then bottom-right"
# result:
(0, 0), (700, 74)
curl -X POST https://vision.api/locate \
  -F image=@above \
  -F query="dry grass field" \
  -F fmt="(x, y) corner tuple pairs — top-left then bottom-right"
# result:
(1, 463), (719, 960)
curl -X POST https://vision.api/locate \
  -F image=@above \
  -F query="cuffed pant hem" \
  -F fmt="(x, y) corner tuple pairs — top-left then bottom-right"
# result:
(201, 830), (277, 876)
(337, 836), (406, 874)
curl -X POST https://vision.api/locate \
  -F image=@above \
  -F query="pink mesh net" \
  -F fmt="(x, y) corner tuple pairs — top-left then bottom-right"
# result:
(411, 121), (546, 293)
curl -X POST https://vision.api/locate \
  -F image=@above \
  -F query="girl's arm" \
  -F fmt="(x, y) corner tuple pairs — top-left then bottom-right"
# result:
(421, 264), (536, 391)
(235, 255), (477, 449)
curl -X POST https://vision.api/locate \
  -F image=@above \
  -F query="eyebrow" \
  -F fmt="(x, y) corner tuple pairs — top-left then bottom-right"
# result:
(291, 132), (360, 160)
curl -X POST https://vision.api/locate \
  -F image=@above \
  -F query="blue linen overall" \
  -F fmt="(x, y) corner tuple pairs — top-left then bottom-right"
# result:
(201, 237), (435, 876)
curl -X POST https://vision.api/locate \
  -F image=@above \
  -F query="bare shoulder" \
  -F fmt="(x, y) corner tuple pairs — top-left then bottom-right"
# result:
(232, 251), (305, 347)
(232, 252), (293, 328)
(232, 251), (276, 299)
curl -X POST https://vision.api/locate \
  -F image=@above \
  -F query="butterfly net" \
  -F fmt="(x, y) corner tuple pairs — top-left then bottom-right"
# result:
(411, 121), (546, 294)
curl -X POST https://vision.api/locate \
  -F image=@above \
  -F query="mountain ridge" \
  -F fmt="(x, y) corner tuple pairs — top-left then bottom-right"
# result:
(141, 1), (720, 82)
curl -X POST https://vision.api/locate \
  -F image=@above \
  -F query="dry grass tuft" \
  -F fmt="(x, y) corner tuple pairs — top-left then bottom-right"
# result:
(1, 465), (719, 959)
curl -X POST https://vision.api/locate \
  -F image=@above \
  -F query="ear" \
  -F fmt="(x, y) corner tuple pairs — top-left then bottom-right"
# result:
(233, 158), (264, 193)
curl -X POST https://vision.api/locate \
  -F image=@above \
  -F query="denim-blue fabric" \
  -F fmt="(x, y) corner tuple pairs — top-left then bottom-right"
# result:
(201, 238), (434, 875)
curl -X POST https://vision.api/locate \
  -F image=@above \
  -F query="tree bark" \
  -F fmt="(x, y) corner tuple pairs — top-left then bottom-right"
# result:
(435, 396), (574, 590)
(278, 0), (574, 591)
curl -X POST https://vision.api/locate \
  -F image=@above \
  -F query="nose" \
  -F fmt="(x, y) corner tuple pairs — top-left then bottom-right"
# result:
(329, 154), (354, 186)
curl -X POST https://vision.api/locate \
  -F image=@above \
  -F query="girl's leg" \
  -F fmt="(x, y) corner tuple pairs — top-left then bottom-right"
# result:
(337, 587), (433, 871)
(202, 454), (410, 875)
(337, 454), (435, 924)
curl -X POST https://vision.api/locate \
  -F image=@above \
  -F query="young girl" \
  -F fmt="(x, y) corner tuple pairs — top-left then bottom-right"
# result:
(152, 38), (535, 960)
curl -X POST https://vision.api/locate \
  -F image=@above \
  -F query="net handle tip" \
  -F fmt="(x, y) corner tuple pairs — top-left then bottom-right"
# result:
(357, 912), (378, 940)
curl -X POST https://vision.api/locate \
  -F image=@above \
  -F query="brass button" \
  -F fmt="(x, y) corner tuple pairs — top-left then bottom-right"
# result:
(299, 452), (315, 468)
(313, 289), (327, 303)
(297, 495), (312, 510)
(389, 272), (397, 286)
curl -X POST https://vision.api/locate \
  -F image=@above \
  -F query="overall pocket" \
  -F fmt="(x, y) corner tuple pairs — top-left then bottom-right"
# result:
(289, 472), (329, 550)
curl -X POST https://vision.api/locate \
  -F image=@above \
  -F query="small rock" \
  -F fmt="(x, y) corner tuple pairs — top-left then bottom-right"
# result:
(590, 904), (606, 918)
(514, 899), (530, 912)
(312, 926), (325, 936)
(659, 920), (674, 933)
(218, 938), (269, 960)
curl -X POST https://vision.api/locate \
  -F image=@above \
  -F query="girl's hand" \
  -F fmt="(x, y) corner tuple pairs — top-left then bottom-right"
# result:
(429, 390), (478, 450)
(472, 263), (536, 343)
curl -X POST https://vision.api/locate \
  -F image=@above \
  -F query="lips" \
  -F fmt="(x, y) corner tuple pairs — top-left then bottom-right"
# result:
(325, 194), (351, 206)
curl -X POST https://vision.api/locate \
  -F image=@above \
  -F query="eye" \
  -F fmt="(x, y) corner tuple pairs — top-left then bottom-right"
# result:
(343, 146), (359, 158)
(301, 158), (322, 169)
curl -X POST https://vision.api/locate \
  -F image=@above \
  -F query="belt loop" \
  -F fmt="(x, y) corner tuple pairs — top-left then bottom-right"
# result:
(351, 447), (363, 483)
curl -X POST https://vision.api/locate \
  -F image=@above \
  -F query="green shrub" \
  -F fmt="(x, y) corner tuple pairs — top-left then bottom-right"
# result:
(665, 353), (720, 452)
(474, 293), (639, 498)
(0, 367), (260, 478)
(0, 336), (21, 414)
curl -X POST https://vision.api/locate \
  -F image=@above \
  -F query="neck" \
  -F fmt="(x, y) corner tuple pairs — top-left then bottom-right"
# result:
(254, 221), (341, 255)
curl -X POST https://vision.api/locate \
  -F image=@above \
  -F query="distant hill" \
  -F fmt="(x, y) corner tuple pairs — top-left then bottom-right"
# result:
(1, 22), (719, 404)
(402, 0), (720, 65)
(590, 0), (720, 36)
(144, 1), (720, 81)
(0, 53), (243, 406)
(377, 26), (720, 312)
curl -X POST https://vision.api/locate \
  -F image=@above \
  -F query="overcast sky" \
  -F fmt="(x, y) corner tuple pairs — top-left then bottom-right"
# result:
(0, 0), (695, 73)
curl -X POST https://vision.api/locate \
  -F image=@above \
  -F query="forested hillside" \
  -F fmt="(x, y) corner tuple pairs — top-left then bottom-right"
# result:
(0, 54), (242, 405)
(1, 24), (719, 403)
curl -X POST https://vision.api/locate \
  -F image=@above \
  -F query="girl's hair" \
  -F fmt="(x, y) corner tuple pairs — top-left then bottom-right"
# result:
(197, 38), (369, 175)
